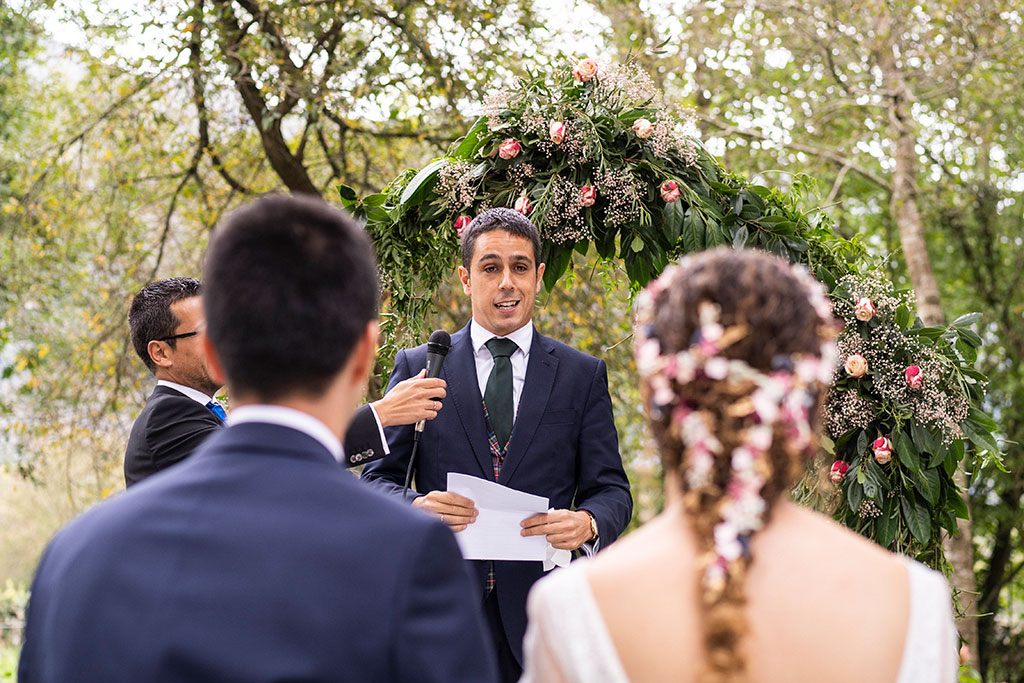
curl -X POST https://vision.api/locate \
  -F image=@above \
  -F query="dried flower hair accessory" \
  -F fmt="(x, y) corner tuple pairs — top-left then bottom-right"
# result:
(635, 256), (837, 598)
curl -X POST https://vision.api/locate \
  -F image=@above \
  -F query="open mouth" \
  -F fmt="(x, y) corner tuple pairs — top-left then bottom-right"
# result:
(495, 299), (520, 311)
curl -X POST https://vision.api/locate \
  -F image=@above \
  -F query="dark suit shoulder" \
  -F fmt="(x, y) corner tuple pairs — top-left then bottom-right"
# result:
(535, 331), (603, 367)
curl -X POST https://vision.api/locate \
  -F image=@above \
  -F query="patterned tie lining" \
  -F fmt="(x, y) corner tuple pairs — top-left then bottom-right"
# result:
(483, 400), (509, 596)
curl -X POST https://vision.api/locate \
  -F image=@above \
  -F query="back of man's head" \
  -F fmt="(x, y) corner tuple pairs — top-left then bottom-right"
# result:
(203, 194), (378, 402)
(129, 277), (203, 374)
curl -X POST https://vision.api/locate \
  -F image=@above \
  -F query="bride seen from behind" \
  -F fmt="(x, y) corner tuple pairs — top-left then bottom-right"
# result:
(521, 248), (956, 683)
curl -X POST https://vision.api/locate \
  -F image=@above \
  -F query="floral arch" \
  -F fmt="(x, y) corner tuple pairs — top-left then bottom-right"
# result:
(340, 57), (1000, 565)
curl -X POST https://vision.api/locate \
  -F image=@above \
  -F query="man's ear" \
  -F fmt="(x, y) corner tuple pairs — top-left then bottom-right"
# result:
(458, 265), (471, 296)
(147, 340), (173, 369)
(535, 262), (546, 293)
(347, 320), (378, 390)
(201, 334), (227, 387)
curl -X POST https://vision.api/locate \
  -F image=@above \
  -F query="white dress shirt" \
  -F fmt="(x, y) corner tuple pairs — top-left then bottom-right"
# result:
(227, 404), (344, 464)
(470, 319), (534, 418)
(157, 379), (214, 406)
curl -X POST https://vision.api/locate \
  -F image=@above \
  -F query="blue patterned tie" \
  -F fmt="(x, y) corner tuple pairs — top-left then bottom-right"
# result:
(206, 400), (227, 422)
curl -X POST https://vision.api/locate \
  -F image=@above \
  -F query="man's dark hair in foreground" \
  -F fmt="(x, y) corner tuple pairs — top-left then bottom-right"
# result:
(20, 194), (498, 683)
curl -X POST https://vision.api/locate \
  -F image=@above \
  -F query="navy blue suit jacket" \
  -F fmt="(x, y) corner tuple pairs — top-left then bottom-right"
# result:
(361, 322), (633, 663)
(22, 421), (498, 682)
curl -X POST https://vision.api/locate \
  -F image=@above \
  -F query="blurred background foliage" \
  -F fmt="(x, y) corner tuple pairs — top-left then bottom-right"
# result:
(1, 0), (1021, 679)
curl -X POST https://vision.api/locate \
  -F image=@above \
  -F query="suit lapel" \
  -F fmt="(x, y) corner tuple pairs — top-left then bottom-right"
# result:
(499, 330), (558, 484)
(445, 324), (494, 478)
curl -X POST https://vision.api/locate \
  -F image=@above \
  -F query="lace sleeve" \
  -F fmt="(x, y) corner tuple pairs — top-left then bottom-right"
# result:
(520, 562), (630, 683)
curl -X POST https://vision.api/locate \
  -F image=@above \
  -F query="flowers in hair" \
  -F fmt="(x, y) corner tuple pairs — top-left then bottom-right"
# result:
(635, 256), (837, 597)
(830, 460), (849, 483)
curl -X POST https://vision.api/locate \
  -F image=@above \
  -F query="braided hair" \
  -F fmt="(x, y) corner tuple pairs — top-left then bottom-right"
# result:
(635, 248), (837, 682)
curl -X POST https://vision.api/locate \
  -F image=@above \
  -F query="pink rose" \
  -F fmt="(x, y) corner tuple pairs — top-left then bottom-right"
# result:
(660, 180), (680, 203)
(513, 195), (532, 214)
(572, 57), (599, 82)
(454, 215), (471, 238)
(905, 365), (923, 389)
(844, 353), (868, 378)
(633, 118), (654, 139)
(830, 460), (849, 484)
(959, 644), (970, 666)
(498, 138), (520, 160)
(854, 297), (876, 321)
(872, 436), (893, 465)
(549, 120), (565, 144)
(580, 185), (597, 207)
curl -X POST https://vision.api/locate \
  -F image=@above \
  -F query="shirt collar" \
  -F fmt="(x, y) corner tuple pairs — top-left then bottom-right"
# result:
(157, 379), (213, 406)
(470, 319), (534, 357)
(226, 405), (344, 463)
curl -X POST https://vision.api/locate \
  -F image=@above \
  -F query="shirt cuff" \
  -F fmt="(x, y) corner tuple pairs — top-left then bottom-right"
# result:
(367, 403), (390, 455)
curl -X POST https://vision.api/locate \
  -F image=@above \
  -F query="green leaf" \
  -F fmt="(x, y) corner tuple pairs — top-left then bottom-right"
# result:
(877, 495), (899, 547)
(451, 117), (488, 159)
(895, 305), (911, 330)
(361, 193), (387, 207)
(541, 244), (572, 290)
(901, 495), (931, 544)
(951, 312), (982, 327)
(630, 236), (645, 253)
(732, 225), (750, 248)
(847, 480), (863, 511)
(399, 159), (445, 208)
(338, 184), (358, 202)
(911, 421), (936, 455)
(907, 326), (945, 340)
(914, 467), (940, 506)
(962, 420), (1000, 455)
(663, 201), (684, 243)
(956, 328), (983, 348)
(894, 431), (921, 474)
(950, 492), (969, 520)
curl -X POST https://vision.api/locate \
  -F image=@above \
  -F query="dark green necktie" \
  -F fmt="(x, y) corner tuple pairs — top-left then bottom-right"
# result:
(484, 337), (518, 448)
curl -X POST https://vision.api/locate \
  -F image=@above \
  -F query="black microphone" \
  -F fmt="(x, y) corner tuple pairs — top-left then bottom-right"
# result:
(415, 329), (451, 433)
(404, 329), (450, 498)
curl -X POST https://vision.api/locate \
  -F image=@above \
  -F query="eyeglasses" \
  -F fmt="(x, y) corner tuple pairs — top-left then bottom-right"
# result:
(156, 330), (200, 342)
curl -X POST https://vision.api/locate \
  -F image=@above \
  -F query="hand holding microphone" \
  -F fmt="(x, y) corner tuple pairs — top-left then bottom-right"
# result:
(403, 330), (451, 498)
(371, 369), (447, 428)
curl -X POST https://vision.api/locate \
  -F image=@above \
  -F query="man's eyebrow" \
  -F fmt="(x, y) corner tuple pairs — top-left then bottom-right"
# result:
(476, 253), (534, 264)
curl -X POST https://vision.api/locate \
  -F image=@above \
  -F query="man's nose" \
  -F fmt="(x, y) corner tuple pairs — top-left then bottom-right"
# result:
(499, 268), (515, 289)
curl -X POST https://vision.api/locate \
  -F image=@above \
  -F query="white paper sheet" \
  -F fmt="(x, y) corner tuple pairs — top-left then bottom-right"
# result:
(447, 472), (550, 561)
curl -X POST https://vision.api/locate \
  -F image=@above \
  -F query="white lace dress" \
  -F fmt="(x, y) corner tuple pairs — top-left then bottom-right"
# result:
(520, 556), (956, 683)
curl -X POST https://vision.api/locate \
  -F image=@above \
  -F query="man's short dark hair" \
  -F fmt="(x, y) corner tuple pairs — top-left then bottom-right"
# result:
(129, 278), (203, 374)
(203, 194), (379, 401)
(460, 208), (541, 270)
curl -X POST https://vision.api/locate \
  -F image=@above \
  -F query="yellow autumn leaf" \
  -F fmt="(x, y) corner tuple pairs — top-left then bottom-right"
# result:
(38, 344), (50, 359)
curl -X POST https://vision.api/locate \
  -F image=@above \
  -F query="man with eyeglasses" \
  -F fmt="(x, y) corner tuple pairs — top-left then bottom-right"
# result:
(124, 278), (224, 486)
(125, 278), (445, 486)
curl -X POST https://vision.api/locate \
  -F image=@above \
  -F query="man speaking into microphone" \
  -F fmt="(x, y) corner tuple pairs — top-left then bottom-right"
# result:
(362, 208), (633, 682)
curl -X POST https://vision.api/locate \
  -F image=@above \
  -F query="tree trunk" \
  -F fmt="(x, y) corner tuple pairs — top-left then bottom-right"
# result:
(875, 6), (977, 668)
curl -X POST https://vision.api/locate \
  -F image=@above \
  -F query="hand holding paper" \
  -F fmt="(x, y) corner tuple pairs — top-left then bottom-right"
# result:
(520, 509), (593, 550)
(445, 473), (570, 570)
